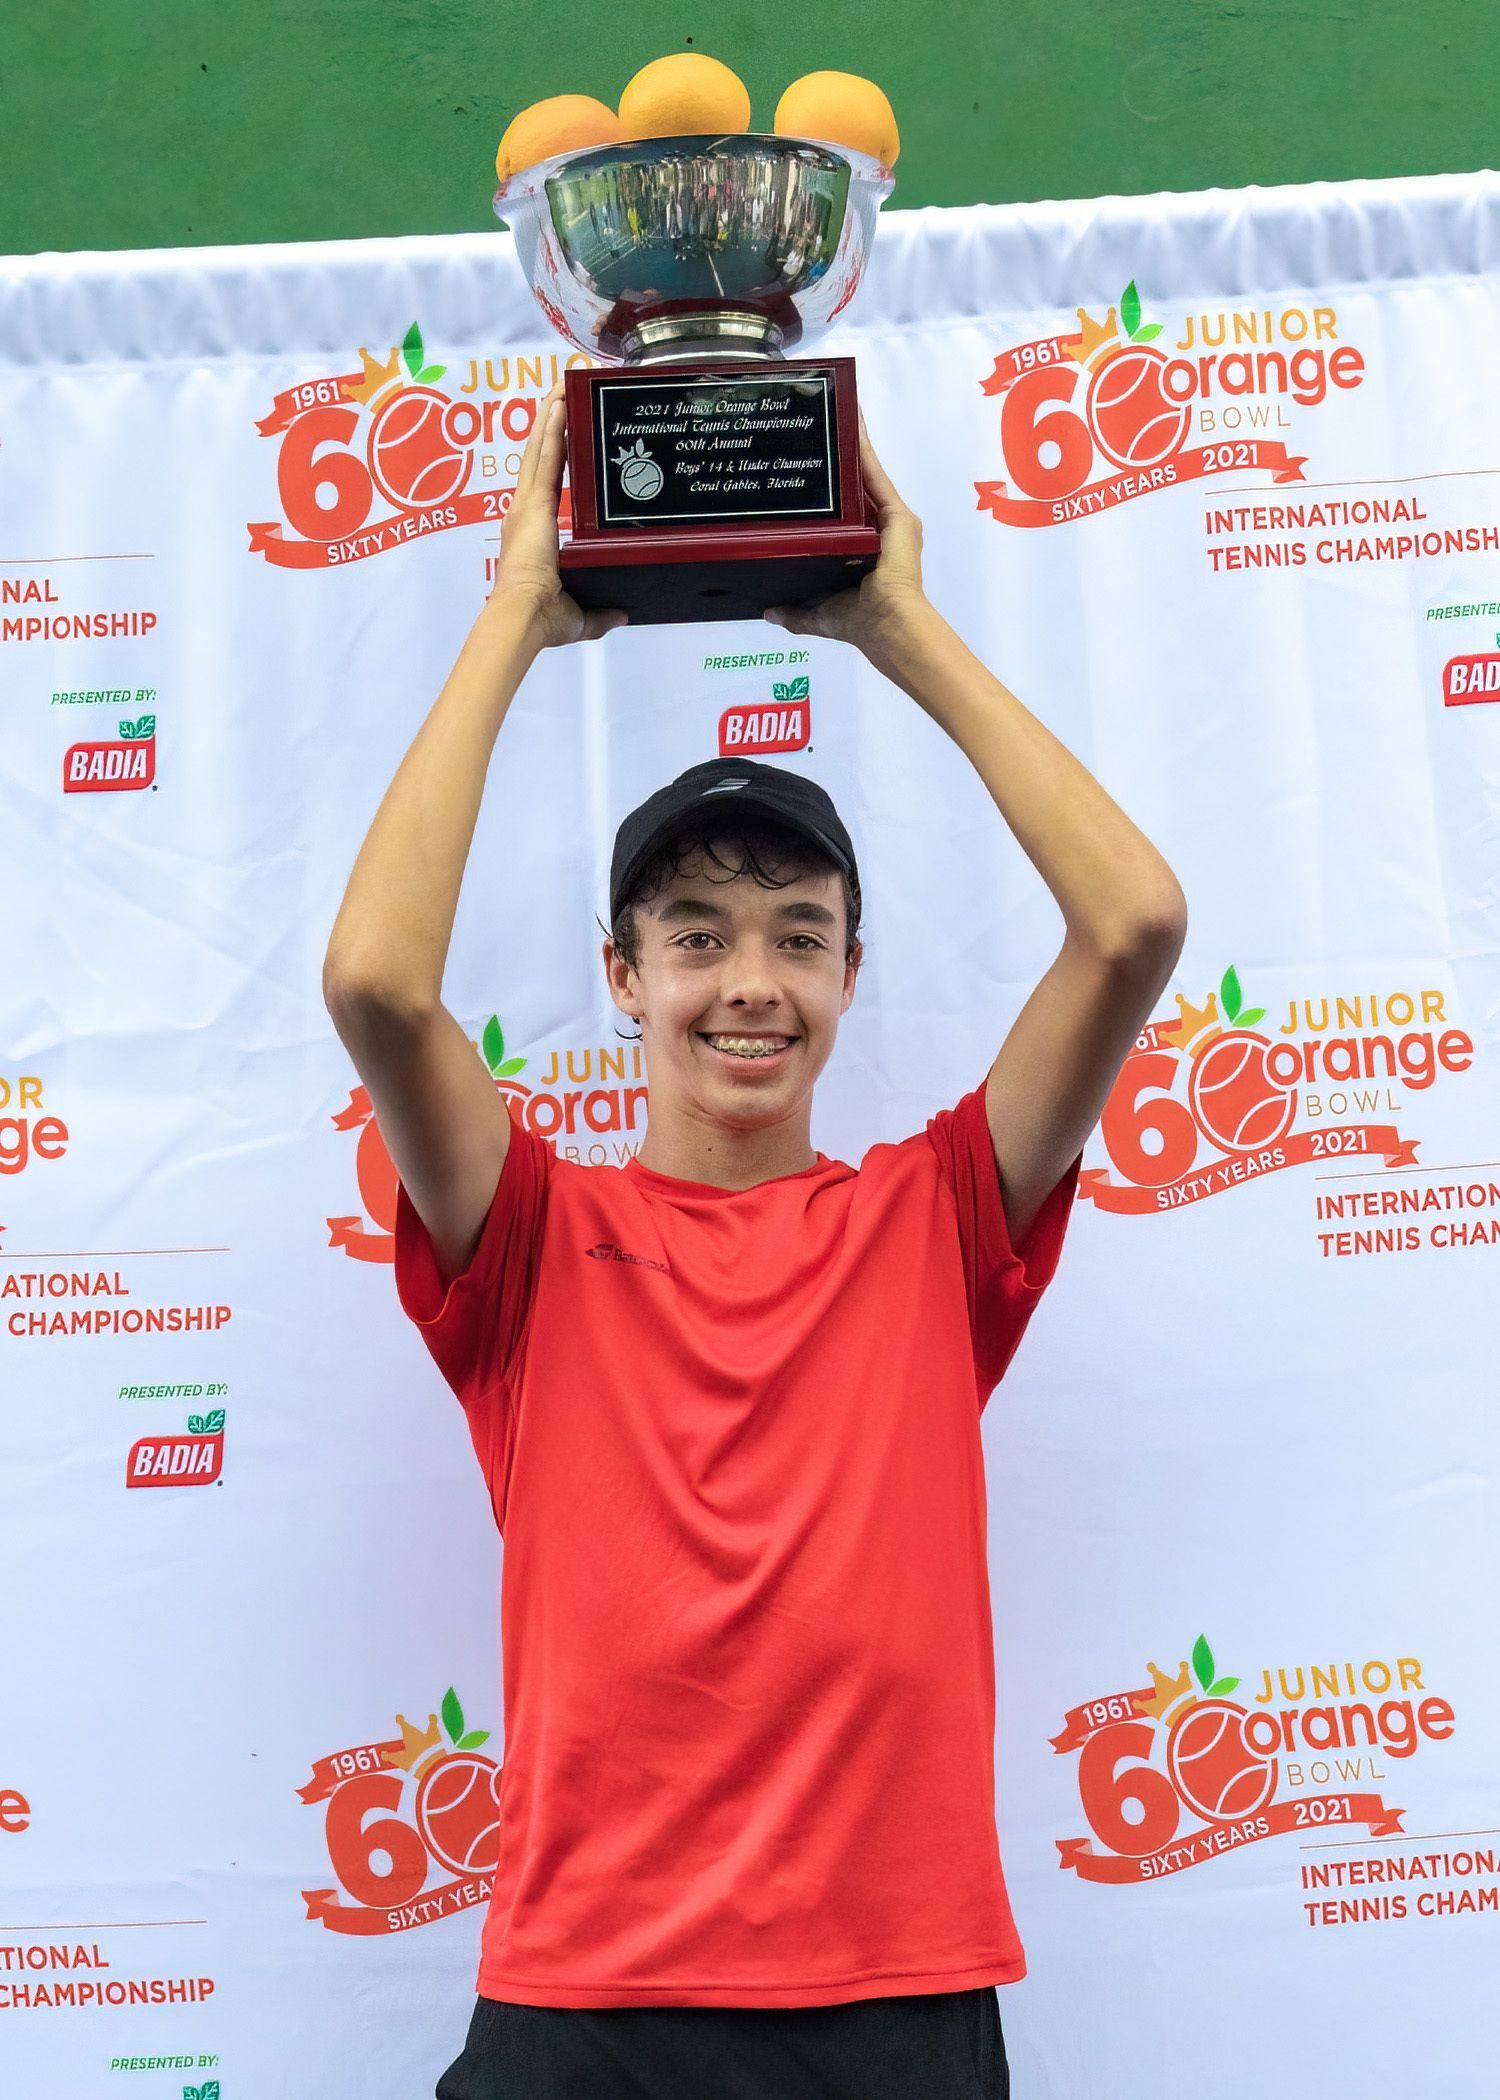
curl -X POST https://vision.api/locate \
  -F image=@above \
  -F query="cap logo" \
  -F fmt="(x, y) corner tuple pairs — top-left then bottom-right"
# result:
(701, 777), (751, 794)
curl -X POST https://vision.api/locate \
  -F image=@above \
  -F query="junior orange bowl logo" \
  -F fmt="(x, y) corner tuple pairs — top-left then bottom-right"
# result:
(1051, 1634), (1457, 1886)
(971, 277), (1378, 528)
(247, 322), (577, 571)
(299, 1687), (501, 1937)
(1078, 962), (1479, 1217)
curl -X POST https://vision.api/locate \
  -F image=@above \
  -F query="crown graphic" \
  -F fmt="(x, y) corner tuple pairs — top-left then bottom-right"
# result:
(387, 1709), (443, 1773)
(1158, 989), (1223, 1059)
(1064, 304), (1123, 373)
(347, 344), (404, 411)
(1141, 1657), (1196, 1724)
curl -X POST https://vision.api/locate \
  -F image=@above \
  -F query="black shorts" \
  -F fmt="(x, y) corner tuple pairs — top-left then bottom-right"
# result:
(434, 1986), (1009, 2099)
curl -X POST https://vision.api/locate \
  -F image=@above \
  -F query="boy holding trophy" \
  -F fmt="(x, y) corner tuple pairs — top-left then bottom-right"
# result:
(323, 384), (1186, 2097)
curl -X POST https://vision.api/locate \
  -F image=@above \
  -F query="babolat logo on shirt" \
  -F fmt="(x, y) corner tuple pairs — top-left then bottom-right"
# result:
(585, 1241), (671, 1274)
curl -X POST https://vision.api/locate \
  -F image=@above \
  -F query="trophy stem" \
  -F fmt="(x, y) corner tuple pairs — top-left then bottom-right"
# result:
(624, 311), (785, 364)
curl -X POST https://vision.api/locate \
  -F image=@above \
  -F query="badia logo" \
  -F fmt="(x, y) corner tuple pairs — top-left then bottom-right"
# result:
(1053, 1634), (1456, 1891)
(299, 1687), (500, 1937)
(125, 1409), (225, 1488)
(975, 278), (1371, 528)
(1442, 651), (1500, 706)
(1079, 963), (1478, 1238)
(248, 322), (587, 571)
(63, 714), (156, 795)
(719, 675), (810, 756)
(330, 1012), (650, 1261)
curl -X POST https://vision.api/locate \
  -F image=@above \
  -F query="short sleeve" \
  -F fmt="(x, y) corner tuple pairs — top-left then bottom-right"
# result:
(392, 1113), (552, 1414)
(925, 1078), (1082, 1406)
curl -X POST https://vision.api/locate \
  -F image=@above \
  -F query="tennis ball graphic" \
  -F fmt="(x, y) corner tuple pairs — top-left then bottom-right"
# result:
(615, 440), (664, 501)
(415, 1752), (504, 1876)
(1085, 345), (1191, 471)
(1188, 1029), (1297, 1155)
(1166, 1699), (1279, 1824)
(366, 386), (475, 511)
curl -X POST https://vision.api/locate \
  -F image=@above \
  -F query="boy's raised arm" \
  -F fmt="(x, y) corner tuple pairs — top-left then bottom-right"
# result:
(321, 385), (625, 1283)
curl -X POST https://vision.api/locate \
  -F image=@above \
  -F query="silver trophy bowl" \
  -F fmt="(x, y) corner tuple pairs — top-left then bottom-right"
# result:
(493, 133), (893, 364)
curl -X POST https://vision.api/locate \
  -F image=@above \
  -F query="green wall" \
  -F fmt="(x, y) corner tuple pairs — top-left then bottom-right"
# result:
(1, 0), (1488, 254)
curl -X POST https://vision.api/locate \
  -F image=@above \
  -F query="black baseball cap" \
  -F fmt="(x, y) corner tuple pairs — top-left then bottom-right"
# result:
(609, 758), (860, 925)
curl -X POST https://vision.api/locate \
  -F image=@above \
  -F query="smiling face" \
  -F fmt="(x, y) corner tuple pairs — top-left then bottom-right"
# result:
(604, 829), (862, 1136)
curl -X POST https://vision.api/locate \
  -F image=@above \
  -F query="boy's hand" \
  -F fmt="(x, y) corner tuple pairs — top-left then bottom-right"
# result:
(487, 383), (628, 648)
(763, 418), (931, 663)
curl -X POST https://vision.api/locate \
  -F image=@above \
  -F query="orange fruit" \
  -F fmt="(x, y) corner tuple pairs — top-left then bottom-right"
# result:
(495, 95), (624, 182)
(617, 53), (752, 138)
(773, 72), (900, 167)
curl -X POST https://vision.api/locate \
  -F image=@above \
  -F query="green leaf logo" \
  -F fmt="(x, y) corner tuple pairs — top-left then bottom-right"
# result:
(1192, 1634), (1216, 1692)
(482, 1014), (527, 1080)
(1118, 280), (1166, 345)
(187, 1409), (225, 1436)
(1218, 964), (1264, 1029)
(1191, 1636), (1241, 1699)
(457, 1728), (491, 1750)
(205, 1408), (225, 1433)
(442, 1686), (465, 1743)
(787, 675), (809, 702)
(188, 1414), (204, 1433)
(773, 682), (790, 701)
(415, 362), (447, 383)
(401, 321), (425, 379)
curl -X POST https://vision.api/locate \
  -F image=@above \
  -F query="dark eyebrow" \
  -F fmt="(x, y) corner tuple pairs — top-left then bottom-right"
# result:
(655, 895), (838, 928)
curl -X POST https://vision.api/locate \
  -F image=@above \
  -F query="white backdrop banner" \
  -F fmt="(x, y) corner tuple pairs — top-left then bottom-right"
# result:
(2, 169), (1498, 2100)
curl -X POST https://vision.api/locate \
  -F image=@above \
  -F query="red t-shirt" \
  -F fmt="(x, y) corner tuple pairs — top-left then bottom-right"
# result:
(394, 1079), (1081, 2008)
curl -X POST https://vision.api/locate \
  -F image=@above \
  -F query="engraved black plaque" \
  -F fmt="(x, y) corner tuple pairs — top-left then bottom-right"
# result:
(593, 370), (840, 529)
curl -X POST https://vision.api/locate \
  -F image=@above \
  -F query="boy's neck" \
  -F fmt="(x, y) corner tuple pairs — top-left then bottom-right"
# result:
(633, 1106), (819, 1191)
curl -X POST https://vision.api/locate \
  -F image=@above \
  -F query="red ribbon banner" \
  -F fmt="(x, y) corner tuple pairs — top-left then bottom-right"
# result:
(247, 492), (503, 569)
(255, 369), (366, 438)
(1058, 1794), (1406, 1883)
(296, 1739), (405, 1805)
(1049, 1687), (1156, 1755)
(1078, 1124), (1420, 1214)
(302, 1875), (493, 1936)
(975, 443), (1308, 530)
(979, 335), (1085, 396)
(325, 1217), (396, 1264)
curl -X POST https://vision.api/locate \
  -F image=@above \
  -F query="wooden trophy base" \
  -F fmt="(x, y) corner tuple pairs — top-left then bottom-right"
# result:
(559, 359), (879, 628)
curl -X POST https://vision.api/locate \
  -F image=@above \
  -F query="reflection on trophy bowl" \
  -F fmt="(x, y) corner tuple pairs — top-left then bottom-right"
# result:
(494, 134), (894, 364)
